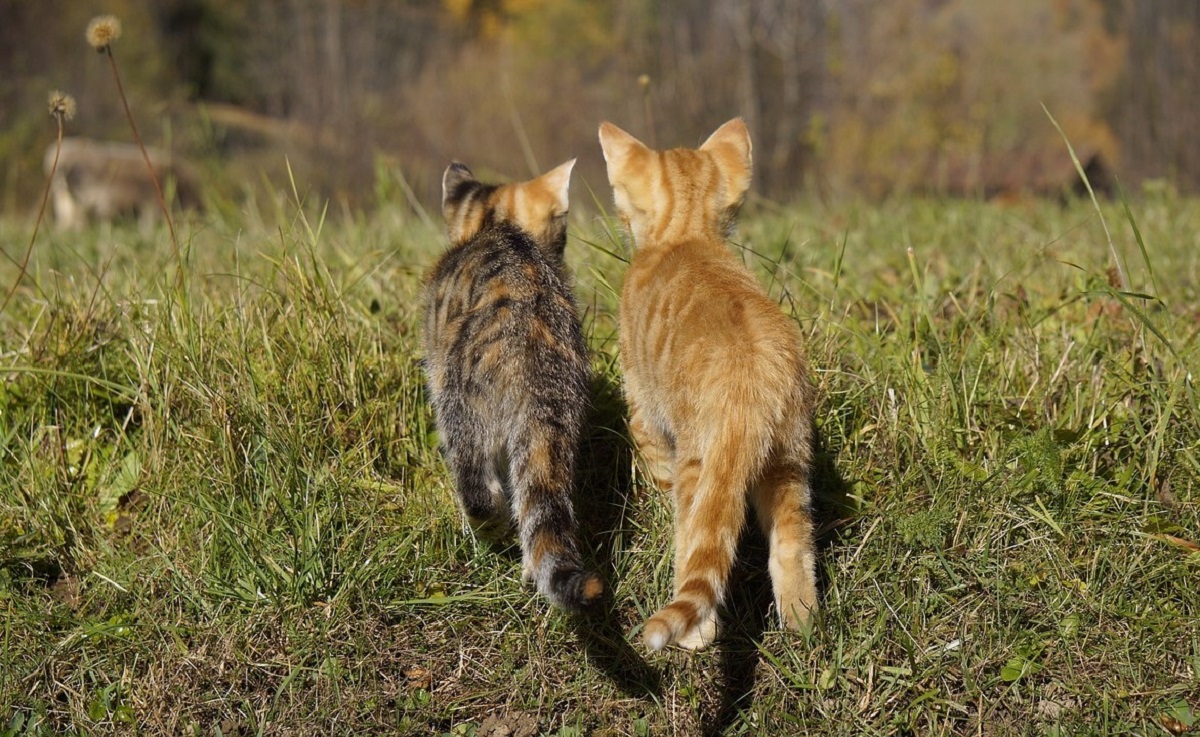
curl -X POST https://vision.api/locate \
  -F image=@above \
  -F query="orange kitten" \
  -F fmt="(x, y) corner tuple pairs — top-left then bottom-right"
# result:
(599, 118), (818, 650)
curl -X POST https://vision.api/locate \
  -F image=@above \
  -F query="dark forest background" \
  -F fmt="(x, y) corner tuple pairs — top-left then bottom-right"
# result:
(2, 0), (1199, 212)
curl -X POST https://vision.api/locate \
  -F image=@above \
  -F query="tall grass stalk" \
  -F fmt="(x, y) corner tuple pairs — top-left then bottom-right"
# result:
(1, 93), (73, 314)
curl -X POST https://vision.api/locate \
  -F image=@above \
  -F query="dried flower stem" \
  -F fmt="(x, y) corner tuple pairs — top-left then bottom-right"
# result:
(103, 46), (181, 266)
(1, 110), (65, 315)
(639, 74), (657, 149)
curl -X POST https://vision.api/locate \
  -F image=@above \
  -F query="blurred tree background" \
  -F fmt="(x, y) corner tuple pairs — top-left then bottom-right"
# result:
(1, 0), (1197, 213)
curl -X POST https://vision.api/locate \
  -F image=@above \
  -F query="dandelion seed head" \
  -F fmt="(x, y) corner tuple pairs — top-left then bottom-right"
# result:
(48, 90), (77, 122)
(86, 15), (122, 51)
(638, 74), (651, 91)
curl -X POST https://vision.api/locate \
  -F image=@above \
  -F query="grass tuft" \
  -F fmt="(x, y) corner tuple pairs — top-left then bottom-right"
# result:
(2, 192), (1198, 734)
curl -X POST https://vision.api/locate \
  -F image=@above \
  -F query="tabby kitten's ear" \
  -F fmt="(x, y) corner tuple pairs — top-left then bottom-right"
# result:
(699, 118), (753, 212)
(504, 159), (575, 255)
(442, 161), (475, 213)
(534, 158), (576, 216)
(443, 161), (489, 245)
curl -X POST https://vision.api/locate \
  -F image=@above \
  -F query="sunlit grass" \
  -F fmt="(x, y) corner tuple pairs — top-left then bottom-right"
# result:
(1, 191), (1198, 735)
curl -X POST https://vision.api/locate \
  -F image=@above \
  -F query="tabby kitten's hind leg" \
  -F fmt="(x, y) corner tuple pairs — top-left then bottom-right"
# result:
(752, 460), (819, 631)
(441, 415), (510, 538)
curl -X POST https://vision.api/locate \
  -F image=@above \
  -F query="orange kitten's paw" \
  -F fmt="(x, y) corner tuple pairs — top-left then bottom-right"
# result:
(676, 615), (718, 651)
(779, 598), (818, 633)
(642, 607), (717, 651)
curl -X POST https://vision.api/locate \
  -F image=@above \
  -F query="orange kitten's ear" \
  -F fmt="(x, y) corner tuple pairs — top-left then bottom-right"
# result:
(700, 118), (753, 208)
(442, 162), (475, 212)
(700, 118), (752, 159)
(537, 158), (576, 215)
(598, 122), (648, 183)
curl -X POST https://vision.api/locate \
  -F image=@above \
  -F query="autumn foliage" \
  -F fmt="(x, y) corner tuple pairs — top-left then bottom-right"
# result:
(0, 0), (1195, 207)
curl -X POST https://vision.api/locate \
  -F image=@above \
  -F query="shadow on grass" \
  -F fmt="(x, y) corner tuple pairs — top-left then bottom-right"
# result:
(702, 525), (773, 736)
(0, 552), (66, 592)
(571, 592), (662, 700)
(702, 423), (853, 736)
(811, 424), (857, 586)
(573, 370), (662, 699)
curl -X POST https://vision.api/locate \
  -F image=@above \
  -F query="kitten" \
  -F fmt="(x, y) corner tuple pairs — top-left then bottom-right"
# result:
(421, 159), (603, 611)
(599, 119), (818, 650)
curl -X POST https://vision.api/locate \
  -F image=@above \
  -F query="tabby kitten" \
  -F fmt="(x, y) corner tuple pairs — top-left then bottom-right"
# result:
(421, 159), (602, 611)
(599, 119), (818, 650)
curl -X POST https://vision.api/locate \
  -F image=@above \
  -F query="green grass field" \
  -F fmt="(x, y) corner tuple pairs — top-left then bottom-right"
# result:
(1, 185), (1198, 735)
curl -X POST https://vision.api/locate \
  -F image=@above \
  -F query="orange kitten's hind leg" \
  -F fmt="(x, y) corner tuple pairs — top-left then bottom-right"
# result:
(663, 453), (718, 651)
(628, 401), (674, 492)
(752, 461), (819, 631)
(675, 609), (718, 650)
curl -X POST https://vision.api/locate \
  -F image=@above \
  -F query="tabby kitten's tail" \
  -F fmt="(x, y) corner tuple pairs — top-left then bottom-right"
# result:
(512, 433), (604, 611)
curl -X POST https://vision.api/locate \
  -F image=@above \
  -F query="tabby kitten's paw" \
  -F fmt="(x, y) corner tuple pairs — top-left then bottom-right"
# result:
(466, 514), (513, 542)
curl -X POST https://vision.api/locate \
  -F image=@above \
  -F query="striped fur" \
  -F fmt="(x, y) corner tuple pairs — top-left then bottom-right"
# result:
(422, 160), (602, 611)
(599, 119), (818, 650)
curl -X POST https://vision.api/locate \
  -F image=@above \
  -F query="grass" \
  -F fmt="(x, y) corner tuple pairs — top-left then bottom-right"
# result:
(1, 186), (1198, 736)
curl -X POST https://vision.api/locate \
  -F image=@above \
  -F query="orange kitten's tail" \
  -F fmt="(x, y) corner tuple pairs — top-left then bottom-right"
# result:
(642, 412), (765, 651)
